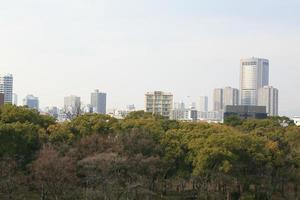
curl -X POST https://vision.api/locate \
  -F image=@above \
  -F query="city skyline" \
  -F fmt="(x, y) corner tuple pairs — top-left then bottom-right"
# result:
(1, 1), (300, 116)
(0, 58), (284, 117)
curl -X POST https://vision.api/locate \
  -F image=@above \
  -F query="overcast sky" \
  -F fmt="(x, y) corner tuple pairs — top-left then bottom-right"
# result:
(1, 0), (299, 116)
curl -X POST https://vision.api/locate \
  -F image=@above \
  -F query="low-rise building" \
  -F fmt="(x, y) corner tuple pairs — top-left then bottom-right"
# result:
(224, 105), (267, 120)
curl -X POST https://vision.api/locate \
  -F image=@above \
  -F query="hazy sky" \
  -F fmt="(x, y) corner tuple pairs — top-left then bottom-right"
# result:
(1, 0), (300, 116)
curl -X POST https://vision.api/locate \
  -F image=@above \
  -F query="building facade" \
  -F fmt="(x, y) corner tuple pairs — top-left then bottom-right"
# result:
(23, 95), (39, 110)
(64, 95), (81, 117)
(91, 89), (107, 114)
(258, 86), (279, 116)
(213, 88), (223, 112)
(223, 87), (239, 107)
(196, 96), (208, 112)
(0, 74), (13, 104)
(145, 91), (173, 118)
(224, 105), (267, 120)
(240, 58), (269, 106)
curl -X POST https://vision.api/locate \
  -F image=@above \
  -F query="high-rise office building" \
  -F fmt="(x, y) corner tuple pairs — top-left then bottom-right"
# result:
(0, 74), (13, 104)
(91, 89), (107, 114)
(196, 96), (208, 112)
(23, 95), (39, 110)
(258, 86), (279, 116)
(213, 88), (223, 112)
(145, 91), (173, 118)
(223, 87), (239, 107)
(64, 95), (81, 116)
(12, 93), (18, 105)
(240, 58), (269, 105)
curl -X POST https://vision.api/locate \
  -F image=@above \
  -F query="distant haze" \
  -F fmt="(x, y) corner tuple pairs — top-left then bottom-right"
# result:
(1, 0), (299, 116)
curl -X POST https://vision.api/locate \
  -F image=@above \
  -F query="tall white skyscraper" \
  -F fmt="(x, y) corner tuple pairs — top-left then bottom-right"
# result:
(0, 74), (13, 104)
(223, 87), (239, 107)
(91, 89), (107, 114)
(258, 86), (279, 116)
(196, 96), (208, 112)
(145, 91), (173, 118)
(23, 95), (39, 110)
(240, 58), (269, 105)
(213, 88), (223, 112)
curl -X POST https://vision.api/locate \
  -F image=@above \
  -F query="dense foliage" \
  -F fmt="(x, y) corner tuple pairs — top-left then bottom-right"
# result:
(0, 105), (300, 199)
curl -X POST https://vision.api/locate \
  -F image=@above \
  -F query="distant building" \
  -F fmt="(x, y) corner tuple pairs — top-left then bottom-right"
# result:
(43, 106), (59, 119)
(258, 86), (279, 116)
(213, 88), (223, 112)
(23, 95), (39, 110)
(0, 93), (4, 106)
(171, 107), (197, 121)
(293, 117), (300, 126)
(145, 91), (173, 118)
(196, 96), (208, 112)
(213, 87), (239, 112)
(240, 58), (269, 105)
(12, 93), (18, 105)
(223, 87), (239, 107)
(174, 102), (185, 110)
(224, 105), (267, 120)
(91, 89), (106, 114)
(126, 104), (136, 111)
(0, 74), (13, 104)
(64, 95), (81, 117)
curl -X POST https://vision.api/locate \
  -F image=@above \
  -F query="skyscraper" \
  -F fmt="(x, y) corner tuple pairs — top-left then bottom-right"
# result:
(240, 58), (269, 105)
(196, 96), (208, 112)
(213, 88), (223, 112)
(145, 91), (173, 118)
(23, 95), (39, 110)
(258, 86), (279, 116)
(0, 74), (13, 104)
(64, 95), (81, 117)
(91, 89), (107, 114)
(223, 87), (239, 107)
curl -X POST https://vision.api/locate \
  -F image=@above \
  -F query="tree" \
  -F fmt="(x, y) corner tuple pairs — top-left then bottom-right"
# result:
(30, 145), (78, 200)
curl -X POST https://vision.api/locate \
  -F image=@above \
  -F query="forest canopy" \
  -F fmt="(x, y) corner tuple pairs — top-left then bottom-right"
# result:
(0, 105), (299, 200)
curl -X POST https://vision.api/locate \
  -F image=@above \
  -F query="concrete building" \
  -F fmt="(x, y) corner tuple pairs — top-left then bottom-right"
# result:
(258, 86), (279, 116)
(213, 88), (223, 112)
(224, 105), (267, 120)
(91, 89), (106, 114)
(23, 95), (39, 110)
(223, 87), (239, 107)
(213, 87), (239, 114)
(240, 58), (269, 106)
(196, 96), (208, 112)
(64, 95), (81, 117)
(145, 91), (173, 118)
(0, 74), (13, 104)
(0, 93), (4, 106)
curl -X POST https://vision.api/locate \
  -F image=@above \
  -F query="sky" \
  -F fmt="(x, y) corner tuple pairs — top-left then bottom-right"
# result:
(1, 0), (300, 116)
